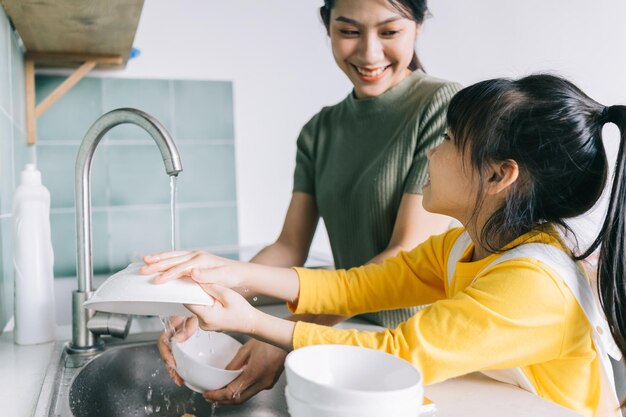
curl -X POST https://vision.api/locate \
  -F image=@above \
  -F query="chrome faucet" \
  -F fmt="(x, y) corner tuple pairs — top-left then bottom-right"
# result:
(71, 108), (183, 351)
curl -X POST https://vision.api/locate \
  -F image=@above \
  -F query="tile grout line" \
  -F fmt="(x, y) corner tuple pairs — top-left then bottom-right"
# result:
(49, 200), (238, 215)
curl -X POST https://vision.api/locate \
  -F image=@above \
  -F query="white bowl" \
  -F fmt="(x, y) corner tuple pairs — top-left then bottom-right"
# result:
(285, 386), (421, 417)
(83, 262), (214, 316)
(171, 330), (243, 392)
(285, 345), (423, 409)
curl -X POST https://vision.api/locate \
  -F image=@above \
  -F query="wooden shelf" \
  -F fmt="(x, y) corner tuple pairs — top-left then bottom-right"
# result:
(0, 0), (145, 144)
(0, 0), (144, 69)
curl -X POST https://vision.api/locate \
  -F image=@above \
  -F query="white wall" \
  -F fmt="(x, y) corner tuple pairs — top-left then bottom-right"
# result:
(97, 0), (626, 254)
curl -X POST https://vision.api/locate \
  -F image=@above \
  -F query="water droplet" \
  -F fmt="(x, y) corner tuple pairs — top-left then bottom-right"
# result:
(252, 296), (258, 302)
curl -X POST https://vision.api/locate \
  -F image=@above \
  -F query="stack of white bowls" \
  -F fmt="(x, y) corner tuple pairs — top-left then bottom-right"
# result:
(284, 345), (424, 417)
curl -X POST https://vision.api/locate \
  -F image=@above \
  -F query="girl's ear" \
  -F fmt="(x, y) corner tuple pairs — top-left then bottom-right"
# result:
(486, 159), (519, 195)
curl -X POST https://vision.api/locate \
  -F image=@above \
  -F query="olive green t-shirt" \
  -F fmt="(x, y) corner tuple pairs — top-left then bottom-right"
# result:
(293, 70), (461, 326)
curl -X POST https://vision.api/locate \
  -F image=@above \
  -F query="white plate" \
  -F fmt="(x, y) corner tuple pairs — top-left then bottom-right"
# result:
(83, 263), (214, 316)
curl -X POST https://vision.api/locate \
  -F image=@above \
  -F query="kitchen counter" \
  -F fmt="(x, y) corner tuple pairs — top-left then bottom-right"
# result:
(0, 327), (61, 417)
(1, 305), (582, 417)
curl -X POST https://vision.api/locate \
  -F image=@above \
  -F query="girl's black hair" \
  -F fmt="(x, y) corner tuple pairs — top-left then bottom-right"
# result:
(319, 0), (428, 71)
(447, 74), (626, 361)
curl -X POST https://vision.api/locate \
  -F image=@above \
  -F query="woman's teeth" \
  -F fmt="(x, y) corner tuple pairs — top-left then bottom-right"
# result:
(356, 66), (387, 77)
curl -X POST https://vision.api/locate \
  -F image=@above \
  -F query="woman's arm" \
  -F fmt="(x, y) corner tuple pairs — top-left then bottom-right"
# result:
(368, 193), (451, 265)
(249, 192), (319, 267)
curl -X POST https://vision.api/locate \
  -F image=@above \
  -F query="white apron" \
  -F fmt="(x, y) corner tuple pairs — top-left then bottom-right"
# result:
(447, 232), (622, 417)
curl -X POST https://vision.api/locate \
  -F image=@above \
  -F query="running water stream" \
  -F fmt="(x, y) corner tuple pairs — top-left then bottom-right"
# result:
(157, 176), (218, 417)
(170, 175), (178, 251)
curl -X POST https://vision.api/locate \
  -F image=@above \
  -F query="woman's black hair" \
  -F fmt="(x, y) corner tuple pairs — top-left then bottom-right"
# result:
(319, 0), (428, 71)
(446, 74), (626, 361)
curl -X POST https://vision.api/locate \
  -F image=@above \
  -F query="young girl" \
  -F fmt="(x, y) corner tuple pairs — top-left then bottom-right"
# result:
(142, 74), (625, 417)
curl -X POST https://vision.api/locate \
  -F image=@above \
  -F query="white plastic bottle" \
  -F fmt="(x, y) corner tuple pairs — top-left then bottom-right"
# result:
(13, 163), (56, 345)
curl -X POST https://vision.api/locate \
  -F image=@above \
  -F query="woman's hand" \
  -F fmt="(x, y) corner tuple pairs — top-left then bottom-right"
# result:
(157, 315), (199, 386)
(202, 339), (287, 405)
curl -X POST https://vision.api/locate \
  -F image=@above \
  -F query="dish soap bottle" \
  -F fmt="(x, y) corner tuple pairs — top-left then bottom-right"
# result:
(13, 163), (56, 345)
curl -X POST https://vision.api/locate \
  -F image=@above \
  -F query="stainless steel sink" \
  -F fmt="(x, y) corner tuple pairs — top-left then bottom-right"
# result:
(34, 332), (288, 417)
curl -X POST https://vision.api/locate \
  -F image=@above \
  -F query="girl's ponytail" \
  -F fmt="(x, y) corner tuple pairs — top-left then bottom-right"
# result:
(595, 105), (626, 357)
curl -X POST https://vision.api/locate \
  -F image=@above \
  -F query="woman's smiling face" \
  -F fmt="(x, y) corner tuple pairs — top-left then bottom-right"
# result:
(329, 0), (419, 99)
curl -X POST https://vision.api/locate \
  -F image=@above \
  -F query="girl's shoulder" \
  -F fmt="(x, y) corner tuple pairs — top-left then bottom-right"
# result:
(410, 227), (467, 267)
(475, 227), (581, 299)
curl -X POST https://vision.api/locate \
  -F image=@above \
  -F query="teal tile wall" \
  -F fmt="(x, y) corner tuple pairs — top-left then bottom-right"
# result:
(173, 80), (234, 140)
(179, 205), (238, 249)
(36, 75), (238, 277)
(177, 144), (237, 203)
(107, 144), (170, 205)
(36, 76), (103, 143)
(0, 7), (10, 113)
(50, 211), (110, 277)
(0, 6), (29, 332)
(108, 208), (172, 267)
(102, 78), (172, 140)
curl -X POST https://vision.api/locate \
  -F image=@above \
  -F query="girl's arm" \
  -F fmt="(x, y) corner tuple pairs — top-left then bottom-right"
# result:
(184, 284), (296, 351)
(290, 231), (450, 317)
(143, 230), (451, 318)
(142, 251), (302, 303)
(290, 261), (570, 385)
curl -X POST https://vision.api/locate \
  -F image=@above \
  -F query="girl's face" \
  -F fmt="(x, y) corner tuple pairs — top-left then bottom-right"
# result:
(329, 0), (419, 99)
(422, 132), (480, 223)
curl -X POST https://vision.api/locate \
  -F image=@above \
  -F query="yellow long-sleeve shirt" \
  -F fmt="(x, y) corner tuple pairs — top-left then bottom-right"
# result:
(290, 227), (602, 417)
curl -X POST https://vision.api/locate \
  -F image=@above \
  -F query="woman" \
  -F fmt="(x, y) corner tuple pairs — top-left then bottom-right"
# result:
(146, 74), (626, 417)
(154, 0), (460, 404)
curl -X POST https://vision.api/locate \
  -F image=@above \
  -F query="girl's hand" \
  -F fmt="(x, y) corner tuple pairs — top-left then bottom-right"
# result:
(141, 249), (301, 304)
(185, 284), (259, 334)
(141, 250), (246, 289)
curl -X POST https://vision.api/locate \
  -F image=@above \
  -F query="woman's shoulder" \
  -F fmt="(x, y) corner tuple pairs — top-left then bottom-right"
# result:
(407, 71), (463, 106)
(416, 71), (462, 89)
